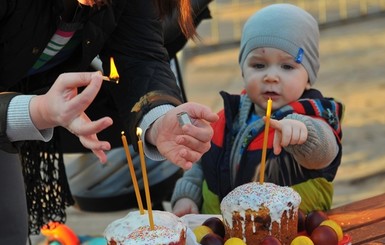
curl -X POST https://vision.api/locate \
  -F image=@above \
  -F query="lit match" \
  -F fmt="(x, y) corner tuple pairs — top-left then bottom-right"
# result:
(102, 75), (119, 84)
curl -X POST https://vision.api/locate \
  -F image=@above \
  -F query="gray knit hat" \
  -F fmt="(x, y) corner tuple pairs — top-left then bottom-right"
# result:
(239, 4), (320, 85)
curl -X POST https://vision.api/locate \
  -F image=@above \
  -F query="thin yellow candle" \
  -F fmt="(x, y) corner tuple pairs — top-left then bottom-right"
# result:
(137, 127), (154, 230)
(259, 98), (272, 184)
(121, 131), (144, 214)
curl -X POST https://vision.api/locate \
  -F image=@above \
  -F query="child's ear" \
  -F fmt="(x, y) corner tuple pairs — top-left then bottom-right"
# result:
(305, 82), (311, 90)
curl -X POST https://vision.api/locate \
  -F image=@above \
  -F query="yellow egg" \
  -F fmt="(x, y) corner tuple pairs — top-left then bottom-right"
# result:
(290, 235), (314, 245)
(224, 237), (247, 245)
(193, 225), (213, 243)
(320, 219), (344, 241)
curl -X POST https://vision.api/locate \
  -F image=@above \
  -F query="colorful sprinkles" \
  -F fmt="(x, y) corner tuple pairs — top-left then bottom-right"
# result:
(221, 182), (301, 232)
(104, 210), (187, 244)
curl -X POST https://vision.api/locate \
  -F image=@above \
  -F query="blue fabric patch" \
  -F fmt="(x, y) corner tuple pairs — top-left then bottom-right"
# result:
(295, 48), (304, 63)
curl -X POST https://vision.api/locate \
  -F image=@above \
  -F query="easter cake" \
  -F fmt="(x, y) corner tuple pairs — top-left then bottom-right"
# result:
(104, 210), (187, 245)
(220, 182), (301, 244)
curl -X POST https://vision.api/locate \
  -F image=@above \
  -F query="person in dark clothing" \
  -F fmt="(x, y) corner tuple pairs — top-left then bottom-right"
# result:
(0, 0), (218, 243)
(171, 4), (344, 217)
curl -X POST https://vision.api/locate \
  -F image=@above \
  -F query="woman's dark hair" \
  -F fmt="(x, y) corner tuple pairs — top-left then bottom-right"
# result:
(154, 0), (197, 39)
(94, 0), (196, 39)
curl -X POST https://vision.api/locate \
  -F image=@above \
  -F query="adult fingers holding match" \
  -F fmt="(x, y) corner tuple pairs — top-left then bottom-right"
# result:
(30, 72), (104, 128)
(29, 72), (113, 162)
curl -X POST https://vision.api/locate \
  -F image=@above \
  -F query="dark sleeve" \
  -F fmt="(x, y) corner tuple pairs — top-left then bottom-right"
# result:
(0, 0), (11, 20)
(0, 92), (21, 153)
(100, 0), (183, 149)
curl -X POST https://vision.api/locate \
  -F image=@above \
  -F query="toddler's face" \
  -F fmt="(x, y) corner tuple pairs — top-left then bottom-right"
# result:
(242, 47), (310, 113)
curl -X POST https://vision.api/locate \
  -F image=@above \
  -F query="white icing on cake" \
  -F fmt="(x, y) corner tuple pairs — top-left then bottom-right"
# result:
(104, 210), (187, 244)
(220, 182), (301, 232)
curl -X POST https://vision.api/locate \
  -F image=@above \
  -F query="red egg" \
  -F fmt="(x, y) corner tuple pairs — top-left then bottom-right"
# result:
(202, 217), (226, 238)
(305, 210), (328, 235)
(310, 225), (338, 245)
(200, 233), (224, 245)
(297, 209), (306, 233)
(260, 235), (282, 245)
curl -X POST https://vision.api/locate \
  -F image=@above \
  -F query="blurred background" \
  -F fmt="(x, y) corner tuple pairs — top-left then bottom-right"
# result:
(184, 0), (385, 47)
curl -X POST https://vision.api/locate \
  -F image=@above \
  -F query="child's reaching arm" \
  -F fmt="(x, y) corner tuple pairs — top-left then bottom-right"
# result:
(270, 113), (339, 170)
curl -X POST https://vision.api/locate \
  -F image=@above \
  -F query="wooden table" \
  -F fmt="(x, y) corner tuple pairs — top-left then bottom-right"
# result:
(328, 193), (385, 244)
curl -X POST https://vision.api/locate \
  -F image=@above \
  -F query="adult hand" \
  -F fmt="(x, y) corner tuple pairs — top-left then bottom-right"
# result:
(269, 118), (308, 155)
(147, 102), (219, 169)
(30, 72), (113, 163)
(172, 198), (199, 217)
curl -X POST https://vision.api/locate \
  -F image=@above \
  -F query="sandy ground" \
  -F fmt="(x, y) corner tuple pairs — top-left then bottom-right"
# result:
(30, 14), (385, 244)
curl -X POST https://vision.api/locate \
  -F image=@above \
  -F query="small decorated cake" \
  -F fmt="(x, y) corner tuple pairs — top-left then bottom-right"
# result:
(104, 210), (187, 245)
(220, 182), (301, 244)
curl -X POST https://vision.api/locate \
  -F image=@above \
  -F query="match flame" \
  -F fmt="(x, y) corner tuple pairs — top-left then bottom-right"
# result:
(109, 57), (119, 83)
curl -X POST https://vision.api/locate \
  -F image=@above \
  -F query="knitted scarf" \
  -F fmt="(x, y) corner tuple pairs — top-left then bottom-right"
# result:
(20, 130), (74, 235)
(229, 94), (344, 188)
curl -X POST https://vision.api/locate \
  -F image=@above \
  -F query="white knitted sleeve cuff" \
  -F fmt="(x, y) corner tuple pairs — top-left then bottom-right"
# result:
(139, 104), (175, 161)
(6, 95), (53, 142)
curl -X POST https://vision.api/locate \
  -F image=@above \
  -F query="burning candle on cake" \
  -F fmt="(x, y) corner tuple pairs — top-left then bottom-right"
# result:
(259, 98), (272, 184)
(137, 127), (154, 230)
(121, 131), (144, 214)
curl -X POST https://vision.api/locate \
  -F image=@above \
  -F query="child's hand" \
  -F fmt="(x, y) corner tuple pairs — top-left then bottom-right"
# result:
(172, 198), (199, 217)
(268, 118), (308, 155)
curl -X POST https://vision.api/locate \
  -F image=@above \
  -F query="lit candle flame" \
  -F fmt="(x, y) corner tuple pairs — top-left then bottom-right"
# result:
(136, 127), (143, 138)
